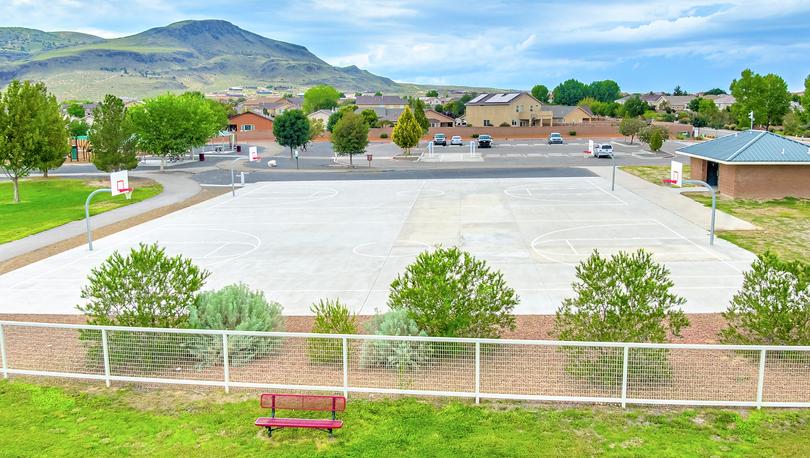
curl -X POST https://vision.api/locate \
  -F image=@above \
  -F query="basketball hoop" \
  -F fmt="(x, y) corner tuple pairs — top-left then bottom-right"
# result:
(120, 187), (134, 200)
(662, 179), (677, 186)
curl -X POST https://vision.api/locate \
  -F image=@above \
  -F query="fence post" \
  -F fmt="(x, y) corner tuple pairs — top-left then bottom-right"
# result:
(0, 324), (7, 380)
(621, 345), (629, 408)
(342, 337), (349, 399)
(475, 341), (481, 405)
(101, 329), (111, 387)
(222, 333), (230, 394)
(756, 348), (767, 409)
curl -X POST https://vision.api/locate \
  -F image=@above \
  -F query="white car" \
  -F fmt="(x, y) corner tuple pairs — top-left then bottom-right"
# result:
(450, 135), (463, 146)
(593, 143), (614, 158)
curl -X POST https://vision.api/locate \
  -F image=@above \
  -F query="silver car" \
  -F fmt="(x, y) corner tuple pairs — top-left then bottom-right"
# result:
(593, 143), (614, 158)
(450, 135), (463, 146)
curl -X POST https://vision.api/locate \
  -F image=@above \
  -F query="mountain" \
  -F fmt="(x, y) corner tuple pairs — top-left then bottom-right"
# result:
(0, 20), (401, 100)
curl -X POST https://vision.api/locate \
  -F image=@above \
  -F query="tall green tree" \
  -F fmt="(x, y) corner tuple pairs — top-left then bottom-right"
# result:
(731, 69), (791, 130)
(802, 74), (810, 123)
(704, 88), (726, 95)
(89, 94), (138, 172)
(0, 80), (69, 201)
(359, 109), (379, 128)
(302, 84), (341, 114)
(129, 92), (227, 171)
(331, 111), (369, 167)
(392, 107), (421, 155)
(552, 79), (589, 105)
(272, 109), (310, 158)
(409, 98), (430, 134)
(531, 84), (550, 103)
(66, 102), (86, 118)
(327, 105), (357, 132)
(425, 89), (439, 97)
(68, 119), (90, 137)
(588, 80), (621, 102)
(672, 85), (686, 96)
(623, 96), (649, 117)
(619, 117), (646, 144)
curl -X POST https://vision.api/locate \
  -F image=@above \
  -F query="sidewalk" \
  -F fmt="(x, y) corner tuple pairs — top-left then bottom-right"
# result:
(588, 166), (756, 231)
(0, 172), (201, 262)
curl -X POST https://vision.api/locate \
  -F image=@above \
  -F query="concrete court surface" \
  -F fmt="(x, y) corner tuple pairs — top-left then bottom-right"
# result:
(0, 176), (756, 316)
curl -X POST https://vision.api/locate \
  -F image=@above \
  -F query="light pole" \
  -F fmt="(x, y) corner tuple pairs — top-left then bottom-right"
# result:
(611, 149), (616, 191)
(230, 157), (246, 197)
(85, 189), (111, 251)
(684, 179), (716, 245)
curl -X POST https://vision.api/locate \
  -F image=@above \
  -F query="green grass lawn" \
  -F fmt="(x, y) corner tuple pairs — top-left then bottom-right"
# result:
(622, 165), (810, 261)
(0, 178), (162, 244)
(2, 380), (810, 457)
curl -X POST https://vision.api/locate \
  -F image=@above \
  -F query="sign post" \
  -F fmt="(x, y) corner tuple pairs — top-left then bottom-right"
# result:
(366, 153), (373, 167)
(294, 149), (300, 170)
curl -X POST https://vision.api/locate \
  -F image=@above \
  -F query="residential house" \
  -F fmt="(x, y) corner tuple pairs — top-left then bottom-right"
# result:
(228, 111), (274, 135)
(664, 95), (696, 112)
(545, 105), (595, 124)
(355, 95), (407, 109)
(307, 109), (333, 125)
(617, 93), (667, 110)
(454, 115), (467, 126)
(368, 107), (404, 123)
(676, 130), (810, 199)
(464, 92), (553, 127)
(261, 98), (298, 117)
(708, 95), (736, 110)
(425, 110), (454, 128)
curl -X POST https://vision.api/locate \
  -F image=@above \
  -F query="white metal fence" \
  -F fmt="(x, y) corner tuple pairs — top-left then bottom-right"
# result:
(1, 321), (809, 409)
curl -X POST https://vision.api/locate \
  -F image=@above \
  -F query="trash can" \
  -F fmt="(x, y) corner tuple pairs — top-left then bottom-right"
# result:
(199, 153), (205, 161)
(237, 145), (242, 153)
(71, 145), (78, 161)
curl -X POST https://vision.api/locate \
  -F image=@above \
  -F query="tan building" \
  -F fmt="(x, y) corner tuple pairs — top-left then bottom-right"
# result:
(676, 130), (810, 199)
(664, 95), (696, 112)
(425, 109), (454, 127)
(545, 105), (595, 124)
(464, 92), (552, 127)
(307, 109), (333, 124)
(355, 95), (407, 109)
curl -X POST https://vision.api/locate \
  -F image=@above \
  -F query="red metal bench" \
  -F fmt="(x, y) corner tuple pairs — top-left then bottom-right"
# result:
(255, 393), (346, 438)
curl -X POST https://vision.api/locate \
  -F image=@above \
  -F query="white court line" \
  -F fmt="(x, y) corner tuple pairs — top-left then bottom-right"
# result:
(564, 240), (578, 255)
(653, 218), (739, 271)
(586, 179), (627, 205)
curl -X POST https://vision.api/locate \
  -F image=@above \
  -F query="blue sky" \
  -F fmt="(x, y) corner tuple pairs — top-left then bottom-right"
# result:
(3, 0), (809, 92)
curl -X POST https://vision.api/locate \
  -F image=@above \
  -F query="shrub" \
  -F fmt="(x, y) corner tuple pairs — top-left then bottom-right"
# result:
(360, 309), (434, 381)
(388, 246), (518, 338)
(568, 130), (577, 136)
(499, 122), (511, 127)
(380, 132), (388, 138)
(76, 243), (210, 371)
(187, 283), (284, 368)
(308, 299), (357, 365)
(472, 133), (479, 138)
(554, 249), (688, 385)
(721, 253), (810, 346)
(638, 125), (669, 145)
(649, 130), (664, 152)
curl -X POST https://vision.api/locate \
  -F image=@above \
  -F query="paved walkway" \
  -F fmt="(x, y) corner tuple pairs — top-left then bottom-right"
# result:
(0, 172), (201, 262)
(588, 167), (756, 231)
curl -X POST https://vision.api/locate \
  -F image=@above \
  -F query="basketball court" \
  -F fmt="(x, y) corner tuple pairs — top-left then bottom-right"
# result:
(0, 176), (756, 315)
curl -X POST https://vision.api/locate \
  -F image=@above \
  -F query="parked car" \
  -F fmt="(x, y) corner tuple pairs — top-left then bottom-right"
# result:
(593, 143), (614, 158)
(548, 132), (564, 144)
(477, 134), (493, 148)
(433, 133), (447, 146)
(450, 135), (463, 146)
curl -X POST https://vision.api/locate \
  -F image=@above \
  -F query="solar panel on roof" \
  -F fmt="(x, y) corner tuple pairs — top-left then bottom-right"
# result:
(468, 94), (488, 103)
(487, 94), (508, 103)
(501, 93), (520, 102)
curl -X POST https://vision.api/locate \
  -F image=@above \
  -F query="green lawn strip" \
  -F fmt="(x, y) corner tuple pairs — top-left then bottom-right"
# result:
(0, 178), (162, 243)
(2, 380), (809, 457)
(621, 165), (692, 186)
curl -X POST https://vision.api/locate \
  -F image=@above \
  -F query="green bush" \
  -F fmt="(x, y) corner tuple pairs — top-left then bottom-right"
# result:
(721, 253), (810, 346)
(187, 283), (284, 368)
(308, 299), (357, 365)
(388, 246), (518, 338)
(360, 310), (434, 383)
(554, 249), (688, 385)
(649, 130), (664, 152)
(568, 130), (577, 136)
(499, 122), (511, 127)
(379, 132), (388, 138)
(471, 133), (479, 138)
(77, 243), (210, 372)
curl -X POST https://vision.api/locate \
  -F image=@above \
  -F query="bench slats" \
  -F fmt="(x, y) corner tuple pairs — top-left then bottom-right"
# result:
(260, 393), (346, 412)
(255, 417), (343, 429)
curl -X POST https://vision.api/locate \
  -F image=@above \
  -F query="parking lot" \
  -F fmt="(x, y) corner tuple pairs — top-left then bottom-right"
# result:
(0, 175), (754, 316)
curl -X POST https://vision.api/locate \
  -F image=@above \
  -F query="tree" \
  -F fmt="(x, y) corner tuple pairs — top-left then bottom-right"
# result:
(731, 69), (791, 130)
(704, 88), (726, 95)
(359, 108), (379, 128)
(302, 84), (341, 114)
(531, 84), (550, 103)
(687, 97), (703, 112)
(802, 74), (810, 123)
(588, 80), (621, 102)
(409, 98), (430, 134)
(425, 89), (439, 97)
(77, 243), (210, 328)
(66, 102), (86, 118)
(307, 118), (324, 146)
(552, 79), (589, 105)
(782, 110), (806, 136)
(68, 119), (90, 137)
(272, 109), (310, 158)
(129, 92), (227, 171)
(639, 125), (669, 146)
(623, 95), (649, 117)
(374, 91), (382, 96)
(331, 110), (369, 167)
(89, 95), (138, 172)
(619, 117), (646, 144)
(326, 105), (356, 132)
(721, 253), (810, 345)
(391, 106), (422, 155)
(0, 80), (69, 201)
(672, 85), (686, 96)
(388, 246), (518, 338)
(691, 113), (708, 135)
(649, 129), (664, 152)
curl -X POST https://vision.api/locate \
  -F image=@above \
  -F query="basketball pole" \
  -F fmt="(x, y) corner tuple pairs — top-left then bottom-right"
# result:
(683, 179), (716, 245)
(85, 189), (112, 251)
